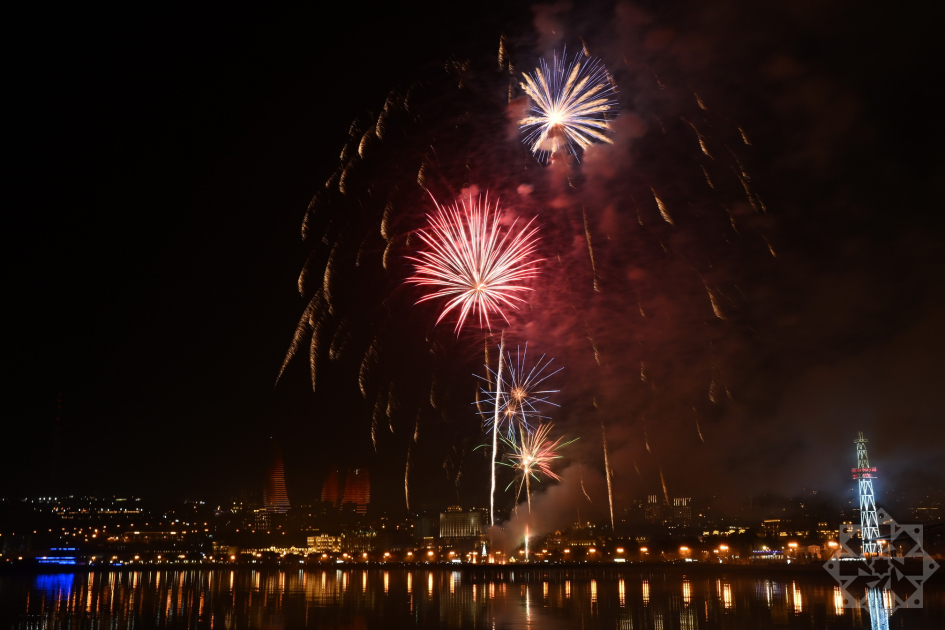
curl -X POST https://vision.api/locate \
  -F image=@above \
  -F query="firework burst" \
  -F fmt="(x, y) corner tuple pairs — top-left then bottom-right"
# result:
(502, 423), (576, 511)
(478, 343), (562, 438)
(408, 193), (542, 334)
(520, 48), (618, 163)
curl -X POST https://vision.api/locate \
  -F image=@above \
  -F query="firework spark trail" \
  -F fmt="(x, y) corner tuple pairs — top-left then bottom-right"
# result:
(702, 165), (715, 189)
(763, 235), (777, 257)
(601, 420), (615, 531)
(276, 293), (320, 386)
(738, 126), (752, 145)
(579, 465), (593, 504)
(489, 332), (506, 527)
(359, 338), (379, 398)
(477, 343), (562, 439)
(585, 322), (603, 367)
(693, 406), (705, 443)
(705, 282), (727, 320)
(501, 422), (575, 513)
(405, 416), (420, 511)
(659, 467), (670, 506)
(408, 193), (542, 334)
(405, 448), (411, 511)
(519, 48), (618, 163)
(651, 187), (674, 226)
(582, 207), (600, 292)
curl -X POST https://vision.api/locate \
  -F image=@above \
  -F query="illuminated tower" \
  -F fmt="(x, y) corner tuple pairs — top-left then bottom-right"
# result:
(264, 441), (290, 514)
(321, 467), (343, 507)
(341, 468), (370, 515)
(853, 432), (879, 556)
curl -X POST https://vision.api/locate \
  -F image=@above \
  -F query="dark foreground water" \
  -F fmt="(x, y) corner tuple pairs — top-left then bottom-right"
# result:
(0, 567), (941, 629)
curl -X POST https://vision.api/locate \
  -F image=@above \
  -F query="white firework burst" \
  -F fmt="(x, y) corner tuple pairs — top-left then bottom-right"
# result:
(477, 343), (561, 439)
(520, 48), (618, 163)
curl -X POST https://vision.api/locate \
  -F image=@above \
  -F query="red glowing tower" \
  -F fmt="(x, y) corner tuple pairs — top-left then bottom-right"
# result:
(341, 468), (370, 514)
(320, 466), (343, 506)
(264, 441), (290, 514)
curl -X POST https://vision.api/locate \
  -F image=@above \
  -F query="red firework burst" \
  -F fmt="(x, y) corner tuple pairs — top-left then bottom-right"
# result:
(408, 193), (542, 334)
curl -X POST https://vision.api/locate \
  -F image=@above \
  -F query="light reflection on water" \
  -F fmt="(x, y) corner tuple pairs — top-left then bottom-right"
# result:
(0, 568), (940, 629)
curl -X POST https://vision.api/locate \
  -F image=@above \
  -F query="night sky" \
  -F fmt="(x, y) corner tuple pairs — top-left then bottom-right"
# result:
(5, 1), (943, 521)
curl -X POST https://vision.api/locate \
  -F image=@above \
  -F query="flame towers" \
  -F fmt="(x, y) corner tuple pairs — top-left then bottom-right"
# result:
(264, 441), (290, 514)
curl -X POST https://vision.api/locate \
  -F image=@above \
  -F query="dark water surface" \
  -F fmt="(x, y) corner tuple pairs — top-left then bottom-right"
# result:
(0, 567), (941, 629)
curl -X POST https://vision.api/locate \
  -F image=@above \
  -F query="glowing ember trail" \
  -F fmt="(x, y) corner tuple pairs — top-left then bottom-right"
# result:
(408, 193), (542, 334)
(519, 48), (618, 163)
(489, 333), (506, 527)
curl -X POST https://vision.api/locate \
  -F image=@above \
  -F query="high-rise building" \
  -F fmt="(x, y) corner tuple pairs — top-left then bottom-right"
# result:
(264, 442), (290, 514)
(439, 507), (487, 538)
(321, 467), (343, 506)
(645, 495), (663, 523)
(341, 468), (370, 514)
(672, 497), (692, 523)
(439, 506), (487, 552)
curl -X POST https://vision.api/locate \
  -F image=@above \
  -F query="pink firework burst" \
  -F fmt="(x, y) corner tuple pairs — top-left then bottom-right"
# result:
(408, 193), (542, 334)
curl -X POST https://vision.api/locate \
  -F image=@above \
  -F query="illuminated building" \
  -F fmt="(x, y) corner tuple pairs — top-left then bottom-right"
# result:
(254, 509), (271, 530)
(308, 534), (341, 553)
(645, 495), (663, 523)
(321, 467), (343, 506)
(439, 507), (486, 538)
(264, 442), (290, 514)
(672, 498), (692, 523)
(121, 531), (183, 544)
(439, 507), (487, 552)
(340, 529), (376, 553)
(320, 467), (370, 514)
(340, 468), (370, 515)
